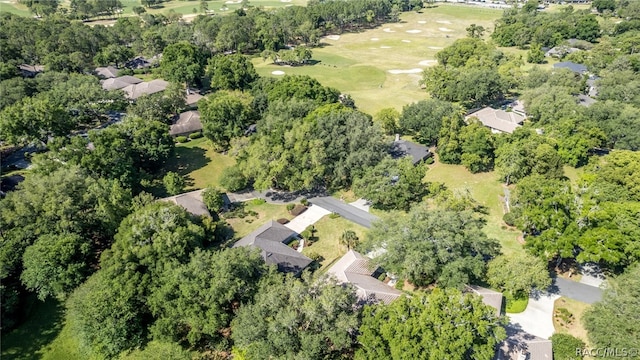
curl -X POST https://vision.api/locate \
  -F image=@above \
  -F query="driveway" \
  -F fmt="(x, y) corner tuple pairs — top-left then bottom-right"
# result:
(309, 197), (379, 228)
(284, 204), (332, 233)
(508, 292), (560, 339)
(553, 277), (603, 304)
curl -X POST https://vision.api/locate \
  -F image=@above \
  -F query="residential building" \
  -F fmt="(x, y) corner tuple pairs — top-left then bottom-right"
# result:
(169, 111), (202, 137)
(466, 285), (503, 317)
(390, 136), (433, 165)
(101, 75), (143, 91)
(95, 66), (119, 79)
(161, 189), (211, 218)
(122, 79), (169, 100)
(553, 61), (588, 74)
(233, 220), (312, 274)
(465, 107), (525, 134)
(327, 250), (402, 304)
(494, 326), (553, 360)
(18, 64), (44, 78)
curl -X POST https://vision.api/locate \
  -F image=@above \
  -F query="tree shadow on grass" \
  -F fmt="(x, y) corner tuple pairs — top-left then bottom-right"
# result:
(165, 146), (210, 178)
(1, 298), (64, 360)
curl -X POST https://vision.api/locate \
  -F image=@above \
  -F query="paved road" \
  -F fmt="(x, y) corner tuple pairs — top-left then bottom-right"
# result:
(553, 277), (603, 304)
(309, 196), (379, 228)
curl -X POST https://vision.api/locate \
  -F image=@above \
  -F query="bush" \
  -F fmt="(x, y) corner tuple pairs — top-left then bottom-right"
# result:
(286, 204), (295, 211)
(300, 230), (311, 239)
(189, 132), (202, 139)
(394, 279), (404, 290)
(425, 157), (435, 165)
(288, 240), (300, 249)
(307, 251), (324, 263)
(202, 187), (225, 213)
(220, 166), (248, 192)
(329, 212), (340, 219)
(175, 136), (188, 143)
(550, 334), (585, 360)
(503, 212), (516, 226)
(163, 171), (185, 196)
(378, 273), (387, 281)
(300, 198), (309, 206)
(505, 292), (529, 313)
(249, 198), (266, 205)
(117, 68), (134, 76)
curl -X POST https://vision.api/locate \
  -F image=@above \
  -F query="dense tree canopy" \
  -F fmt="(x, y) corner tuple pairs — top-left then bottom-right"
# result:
(206, 54), (258, 91)
(398, 99), (460, 145)
(487, 253), (552, 297)
(356, 288), (506, 360)
(362, 206), (500, 287)
(200, 90), (257, 149)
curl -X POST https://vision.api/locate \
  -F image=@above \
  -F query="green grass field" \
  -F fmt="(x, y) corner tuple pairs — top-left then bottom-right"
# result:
(423, 158), (524, 256)
(225, 201), (292, 238)
(254, 4), (503, 114)
(303, 215), (368, 271)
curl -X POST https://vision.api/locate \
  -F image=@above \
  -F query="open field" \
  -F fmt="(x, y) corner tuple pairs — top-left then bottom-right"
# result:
(423, 158), (523, 256)
(254, 4), (503, 114)
(553, 297), (592, 345)
(302, 215), (368, 271)
(225, 201), (292, 238)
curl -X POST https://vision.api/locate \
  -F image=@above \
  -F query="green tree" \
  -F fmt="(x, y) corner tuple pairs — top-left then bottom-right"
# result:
(437, 115), (465, 164)
(583, 264), (640, 351)
(356, 288), (506, 360)
(466, 24), (486, 38)
(352, 157), (428, 211)
(527, 43), (545, 64)
(94, 44), (133, 68)
(0, 95), (73, 145)
(399, 100), (460, 145)
(160, 41), (205, 91)
(487, 253), (552, 298)
(550, 334), (585, 360)
(363, 207), (500, 288)
(201, 187), (225, 213)
(206, 54), (258, 91)
(219, 166), (248, 192)
(18, 0), (59, 16)
(375, 107), (399, 135)
(459, 119), (495, 173)
(200, 90), (256, 149)
(163, 171), (185, 195)
(231, 272), (360, 359)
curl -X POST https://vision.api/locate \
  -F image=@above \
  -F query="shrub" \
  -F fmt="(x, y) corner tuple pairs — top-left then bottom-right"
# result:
(288, 240), (300, 249)
(300, 198), (309, 206)
(300, 230), (311, 239)
(550, 334), (585, 360)
(175, 136), (188, 143)
(163, 171), (185, 196)
(378, 273), (387, 281)
(117, 68), (134, 76)
(329, 212), (340, 219)
(189, 132), (202, 139)
(307, 251), (324, 263)
(202, 187), (225, 213)
(276, 218), (289, 225)
(250, 198), (266, 205)
(286, 204), (295, 211)
(220, 166), (248, 192)
(394, 279), (404, 290)
(290, 204), (307, 216)
(425, 157), (435, 165)
(503, 212), (516, 226)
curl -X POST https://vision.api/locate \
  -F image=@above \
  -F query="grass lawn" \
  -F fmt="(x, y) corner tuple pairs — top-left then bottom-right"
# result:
(0, 1), (32, 16)
(302, 215), (368, 271)
(225, 201), (292, 239)
(423, 159), (524, 256)
(553, 297), (592, 345)
(162, 137), (235, 191)
(505, 292), (529, 313)
(253, 4), (503, 115)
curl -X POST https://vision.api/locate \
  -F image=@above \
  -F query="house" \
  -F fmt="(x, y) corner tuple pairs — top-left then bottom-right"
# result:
(233, 220), (312, 274)
(466, 285), (503, 317)
(95, 66), (119, 79)
(327, 250), (402, 304)
(101, 76), (143, 91)
(553, 61), (588, 74)
(494, 326), (553, 360)
(161, 189), (211, 218)
(465, 107), (525, 134)
(545, 45), (580, 58)
(586, 76), (599, 98)
(390, 136), (433, 165)
(122, 79), (169, 100)
(18, 64), (44, 78)
(169, 111), (202, 137)
(510, 100), (527, 117)
(186, 92), (204, 107)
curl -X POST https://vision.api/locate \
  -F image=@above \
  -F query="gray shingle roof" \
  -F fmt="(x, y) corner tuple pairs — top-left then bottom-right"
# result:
(101, 76), (143, 90)
(122, 79), (169, 99)
(234, 220), (312, 274)
(466, 285), (503, 317)
(95, 66), (119, 79)
(553, 61), (587, 74)
(390, 139), (432, 165)
(466, 107), (525, 134)
(161, 189), (211, 218)
(170, 111), (202, 136)
(328, 250), (402, 304)
(494, 326), (553, 360)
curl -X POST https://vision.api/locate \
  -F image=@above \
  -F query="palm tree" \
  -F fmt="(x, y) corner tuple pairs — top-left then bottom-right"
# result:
(340, 230), (359, 251)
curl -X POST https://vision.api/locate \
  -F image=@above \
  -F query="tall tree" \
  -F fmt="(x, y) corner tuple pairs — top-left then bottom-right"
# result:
(200, 90), (256, 149)
(437, 115), (465, 164)
(375, 107), (399, 135)
(160, 41), (205, 91)
(356, 288), (506, 360)
(487, 253), (552, 298)
(459, 119), (495, 173)
(206, 53), (258, 91)
(398, 99), (460, 145)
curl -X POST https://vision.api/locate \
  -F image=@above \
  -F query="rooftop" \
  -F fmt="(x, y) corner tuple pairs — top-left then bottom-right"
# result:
(466, 285), (503, 317)
(327, 250), (402, 304)
(390, 138), (432, 165)
(466, 107), (525, 134)
(122, 79), (169, 99)
(494, 326), (553, 360)
(161, 189), (211, 218)
(170, 111), (202, 136)
(95, 66), (119, 79)
(101, 76), (143, 91)
(234, 220), (312, 274)
(553, 61), (587, 74)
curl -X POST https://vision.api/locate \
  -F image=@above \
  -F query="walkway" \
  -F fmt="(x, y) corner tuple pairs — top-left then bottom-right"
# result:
(309, 197), (379, 228)
(284, 205), (332, 233)
(508, 292), (560, 339)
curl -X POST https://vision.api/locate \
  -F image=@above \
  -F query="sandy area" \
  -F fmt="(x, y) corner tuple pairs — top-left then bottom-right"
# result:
(380, 46), (392, 49)
(325, 35), (340, 40)
(437, 20), (452, 24)
(402, 40), (411, 43)
(388, 68), (423, 74)
(428, 46), (443, 50)
(418, 20), (427, 24)
(271, 70), (285, 75)
(383, 28), (396, 33)
(418, 60), (438, 66)
(439, 27), (453, 32)
(406, 29), (422, 34)
(371, 38), (379, 41)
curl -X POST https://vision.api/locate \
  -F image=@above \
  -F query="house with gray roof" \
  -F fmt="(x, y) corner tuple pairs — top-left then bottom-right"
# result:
(95, 66), (119, 79)
(233, 220), (312, 274)
(494, 326), (553, 360)
(161, 189), (211, 218)
(553, 61), (588, 74)
(122, 79), (169, 100)
(390, 136), (432, 165)
(466, 107), (525, 134)
(466, 285), (503, 317)
(327, 250), (402, 304)
(170, 111), (202, 137)
(101, 76), (143, 91)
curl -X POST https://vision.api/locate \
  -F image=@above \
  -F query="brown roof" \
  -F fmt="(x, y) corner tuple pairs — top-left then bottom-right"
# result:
(122, 79), (169, 99)
(466, 107), (525, 134)
(170, 111), (202, 136)
(186, 93), (204, 106)
(466, 285), (503, 317)
(101, 76), (143, 90)
(161, 189), (211, 218)
(95, 66), (119, 79)
(327, 250), (402, 304)
(494, 327), (553, 360)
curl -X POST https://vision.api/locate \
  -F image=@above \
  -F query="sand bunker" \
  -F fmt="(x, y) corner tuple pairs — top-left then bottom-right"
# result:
(418, 60), (438, 66)
(439, 27), (453, 32)
(280, 0), (292, 2)
(326, 35), (340, 40)
(371, 38), (379, 41)
(428, 46), (443, 50)
(380, 46), (392, 49)
(402, 40), (411, 43)
(383, 28), (396, 33)
(224, 0), (241, 3)
(436, 20), (452, 24)
(271, 70), (285, 75)
(406, 30), (422, 34)
(418, 20), (427, 24)
(388, 69), (423, 74)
